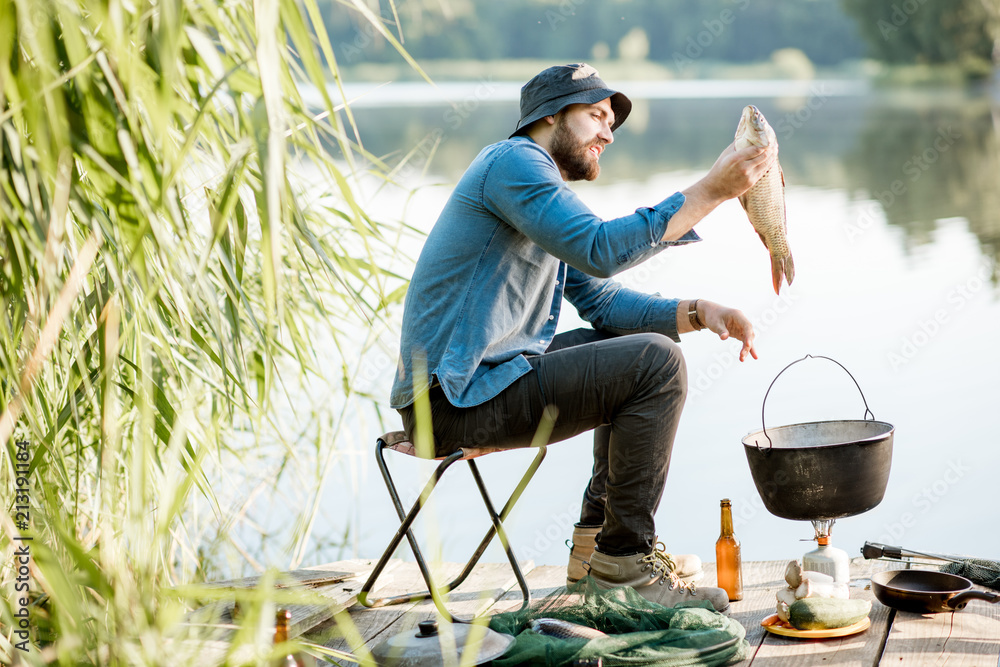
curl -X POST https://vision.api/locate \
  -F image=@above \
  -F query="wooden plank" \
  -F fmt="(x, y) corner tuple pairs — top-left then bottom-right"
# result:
(310, 560), (538, 665)
(197, 567), (356, 590)
(174, 558), (396, 666)
(404, 560), (538, 622)
(184, 559), (394, 630)
(718, 559), (792, 666)
(310, 560), (470, 661)
(744, 557), (895, 667)
(284, 561), (403, 638)
(879, 565), (1000, 667)
(484, 565), (574, 616)
(310, 563), (516, 652)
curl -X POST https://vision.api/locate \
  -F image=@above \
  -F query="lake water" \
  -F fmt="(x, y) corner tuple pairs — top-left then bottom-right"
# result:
(246, 78), (1000, 578)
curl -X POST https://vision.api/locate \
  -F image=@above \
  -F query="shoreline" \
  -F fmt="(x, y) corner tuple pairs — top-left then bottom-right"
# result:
(338, 57), (995, 87)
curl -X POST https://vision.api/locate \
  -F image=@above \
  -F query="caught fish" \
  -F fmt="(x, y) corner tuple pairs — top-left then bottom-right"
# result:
(734, 105), (795, 294)
(528, 618), (607, 640)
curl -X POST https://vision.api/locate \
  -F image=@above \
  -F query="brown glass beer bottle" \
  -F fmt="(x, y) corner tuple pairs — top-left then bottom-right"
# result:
(273, 609), (315, 667)
(716, 499), (743, 601)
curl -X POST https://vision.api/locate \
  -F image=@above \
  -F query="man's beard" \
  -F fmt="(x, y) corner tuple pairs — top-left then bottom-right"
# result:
(549, 119), (601, 181)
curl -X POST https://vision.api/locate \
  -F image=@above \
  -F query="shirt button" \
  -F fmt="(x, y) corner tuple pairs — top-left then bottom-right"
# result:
(539, 340), (545, 345)
(555, 280), (560, 285)
(548, 315), (554, 321)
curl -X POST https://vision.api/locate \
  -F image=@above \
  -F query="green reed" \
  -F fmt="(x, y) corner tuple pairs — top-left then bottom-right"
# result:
(0, 0), (424, 663)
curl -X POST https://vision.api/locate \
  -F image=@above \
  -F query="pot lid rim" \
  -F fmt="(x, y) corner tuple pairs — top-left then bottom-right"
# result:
(370, 622), (515, 667)
(741, 419), (895, 446)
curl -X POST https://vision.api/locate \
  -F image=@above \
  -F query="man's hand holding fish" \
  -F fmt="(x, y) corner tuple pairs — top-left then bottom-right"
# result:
(661, 140), (779, 243)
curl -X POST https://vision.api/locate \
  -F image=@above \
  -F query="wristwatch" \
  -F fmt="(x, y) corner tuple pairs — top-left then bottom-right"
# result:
(688, 299), (705, 330)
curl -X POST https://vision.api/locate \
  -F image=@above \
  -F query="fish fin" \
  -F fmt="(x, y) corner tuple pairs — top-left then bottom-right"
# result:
(756, 231), (769, 250)
(738, 191), (750, 212)
(770, 252), (795, 294)
(770, 257), (782, 295)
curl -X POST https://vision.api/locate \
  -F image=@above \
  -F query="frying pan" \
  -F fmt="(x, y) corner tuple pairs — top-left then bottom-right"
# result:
(871, 570), (1000, 613)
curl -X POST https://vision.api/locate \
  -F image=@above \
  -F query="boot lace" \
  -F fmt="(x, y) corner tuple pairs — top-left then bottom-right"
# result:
(637, 541), (697, 594)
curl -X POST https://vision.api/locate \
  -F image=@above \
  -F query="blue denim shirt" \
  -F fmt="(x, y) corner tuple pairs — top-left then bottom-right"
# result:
(390, 136), (701, 409)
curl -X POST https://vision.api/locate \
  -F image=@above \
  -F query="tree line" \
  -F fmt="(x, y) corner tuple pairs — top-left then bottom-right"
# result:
(328, 0), (866, 68)
(842, 0), (998, 72)
(325, 0), (998, 75)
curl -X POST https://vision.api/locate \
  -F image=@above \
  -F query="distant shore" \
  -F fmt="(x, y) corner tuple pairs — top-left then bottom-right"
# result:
(339, 57), (994, 87)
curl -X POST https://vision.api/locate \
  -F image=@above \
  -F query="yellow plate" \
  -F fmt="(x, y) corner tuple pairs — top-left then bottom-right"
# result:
(760, 614), (871, 639)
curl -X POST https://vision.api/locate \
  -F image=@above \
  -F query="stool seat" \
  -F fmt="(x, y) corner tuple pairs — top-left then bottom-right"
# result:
(358, 431), (547, 622)
(381, 430), (527, 461)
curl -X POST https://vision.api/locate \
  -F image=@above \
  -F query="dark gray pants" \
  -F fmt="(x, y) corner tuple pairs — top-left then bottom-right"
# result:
(398, 328), (687, 556)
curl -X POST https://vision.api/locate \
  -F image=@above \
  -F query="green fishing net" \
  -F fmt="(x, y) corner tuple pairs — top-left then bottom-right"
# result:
(942, 558), (1000, 591)
(488, 578), (749, 667)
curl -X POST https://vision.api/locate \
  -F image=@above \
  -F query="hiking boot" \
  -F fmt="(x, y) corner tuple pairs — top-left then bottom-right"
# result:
(566, 524), (600, 586)
(567, 531), (704, 586)
(648, 541), (704, 584)
(587, 547), (730, 613)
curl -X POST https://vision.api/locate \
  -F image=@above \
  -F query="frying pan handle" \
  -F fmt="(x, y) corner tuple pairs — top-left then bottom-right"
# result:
(861, 541), (968, 565)
(759, 354), (876, 451)
(948, 590), (1000, 609)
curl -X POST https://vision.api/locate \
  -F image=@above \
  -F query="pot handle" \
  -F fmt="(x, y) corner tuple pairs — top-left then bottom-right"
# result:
(759, 354), (876, 451)
(948, 590), (1000, 609)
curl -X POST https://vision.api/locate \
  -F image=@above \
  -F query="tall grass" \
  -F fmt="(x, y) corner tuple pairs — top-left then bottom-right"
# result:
(0, 0), (421, 662)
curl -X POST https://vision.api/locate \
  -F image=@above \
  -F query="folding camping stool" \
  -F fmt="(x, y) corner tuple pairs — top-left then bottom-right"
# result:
(358, 431), (547, 623)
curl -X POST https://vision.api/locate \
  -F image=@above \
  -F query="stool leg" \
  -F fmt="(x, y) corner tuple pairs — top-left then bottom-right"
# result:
(358, 445), (465, 617)
(359, 443), (548, 622)
(428, 444), (548, 595)
(463, 445), (547, 613)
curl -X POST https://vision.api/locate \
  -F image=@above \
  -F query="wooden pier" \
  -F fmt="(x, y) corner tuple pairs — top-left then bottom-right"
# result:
(199, 557), (1000, 665)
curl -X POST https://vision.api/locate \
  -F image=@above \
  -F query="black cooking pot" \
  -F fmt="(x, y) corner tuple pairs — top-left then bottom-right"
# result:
(742, 355), (894, 521)
(871, 570), (1000, 613)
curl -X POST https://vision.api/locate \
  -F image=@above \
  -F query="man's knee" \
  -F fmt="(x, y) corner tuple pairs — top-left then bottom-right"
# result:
(633, 332), (684, 365)
(632, 333), (687, 390)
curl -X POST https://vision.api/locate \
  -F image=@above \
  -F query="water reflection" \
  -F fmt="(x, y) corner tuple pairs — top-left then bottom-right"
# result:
(843, 95), (1000, 277)
(339, 84), (1000, 274)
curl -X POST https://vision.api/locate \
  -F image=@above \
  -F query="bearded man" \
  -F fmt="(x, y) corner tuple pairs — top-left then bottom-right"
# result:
(390, 63), (776, 612)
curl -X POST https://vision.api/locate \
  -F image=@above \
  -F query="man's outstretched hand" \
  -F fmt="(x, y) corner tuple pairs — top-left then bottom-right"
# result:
(701, 301), (759, 362)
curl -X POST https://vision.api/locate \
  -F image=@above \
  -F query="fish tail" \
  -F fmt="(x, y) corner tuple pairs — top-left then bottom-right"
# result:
(770, 252), (795, 294)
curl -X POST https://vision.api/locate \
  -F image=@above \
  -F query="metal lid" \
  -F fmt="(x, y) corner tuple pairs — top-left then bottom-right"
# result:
(371, 620), (515, 667)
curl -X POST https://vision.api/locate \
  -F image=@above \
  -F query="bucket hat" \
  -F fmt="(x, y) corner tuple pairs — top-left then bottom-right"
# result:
(510, 63), (632, 138)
